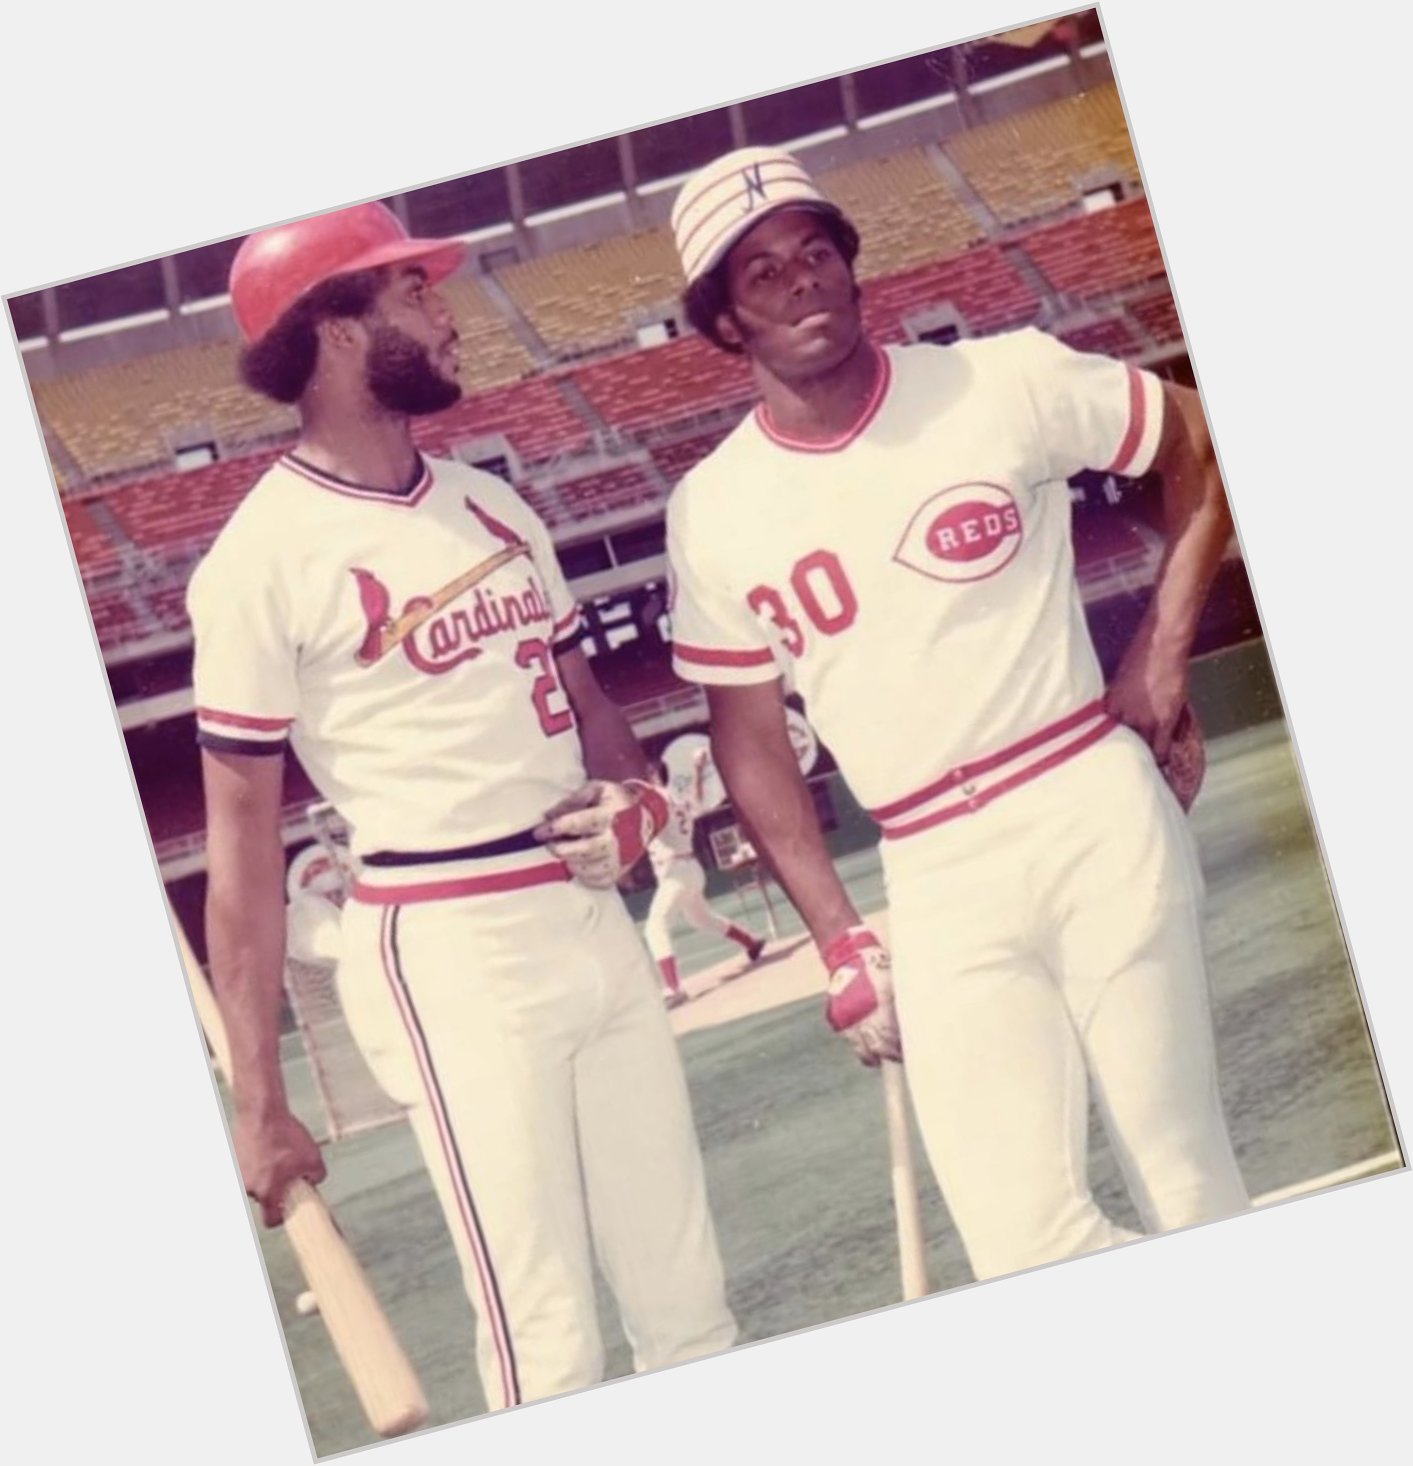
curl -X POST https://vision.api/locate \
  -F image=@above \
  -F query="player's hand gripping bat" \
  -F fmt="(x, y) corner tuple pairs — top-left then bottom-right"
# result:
(168, 902), (429, 1438)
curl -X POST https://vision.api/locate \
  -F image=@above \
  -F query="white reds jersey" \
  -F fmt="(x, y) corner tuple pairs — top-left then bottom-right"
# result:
(666, 330), (1166, 841)
(188, 453), (586, 859)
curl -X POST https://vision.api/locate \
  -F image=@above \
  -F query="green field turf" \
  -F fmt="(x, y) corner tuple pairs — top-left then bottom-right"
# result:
(227, 716), (1401, 1457)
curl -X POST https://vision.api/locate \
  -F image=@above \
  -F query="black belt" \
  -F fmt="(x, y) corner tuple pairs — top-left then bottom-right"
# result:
(362, 827), (544, 867)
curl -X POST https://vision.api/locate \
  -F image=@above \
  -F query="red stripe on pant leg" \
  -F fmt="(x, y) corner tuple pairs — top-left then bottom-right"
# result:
(378, 907), (522, 1408)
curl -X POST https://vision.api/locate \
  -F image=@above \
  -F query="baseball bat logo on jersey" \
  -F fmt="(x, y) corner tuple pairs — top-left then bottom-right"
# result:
(351, 549), (551, 674)
(894, 482), (1024, 584)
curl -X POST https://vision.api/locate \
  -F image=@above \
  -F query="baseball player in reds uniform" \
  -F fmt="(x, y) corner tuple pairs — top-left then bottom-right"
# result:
(644, 749), (764, 1007)
(189, 201), (736, 1411)
(664, 147), (1249, 1283)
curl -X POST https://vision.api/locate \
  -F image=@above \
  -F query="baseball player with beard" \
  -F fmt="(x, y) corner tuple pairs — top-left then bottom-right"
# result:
(644, 749), (764, 1008)
(664, 147), (1249, 1284)
(190, 202), (735, 1412)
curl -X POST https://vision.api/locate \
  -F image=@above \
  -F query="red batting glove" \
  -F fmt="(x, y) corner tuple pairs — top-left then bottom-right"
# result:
(535, 778), (670, 889)
(822, 925), (903, 1067)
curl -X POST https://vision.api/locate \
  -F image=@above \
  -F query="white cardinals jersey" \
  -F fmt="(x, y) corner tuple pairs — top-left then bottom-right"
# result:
(666, 331), (1166, 841)
(189, 453), (586, 863)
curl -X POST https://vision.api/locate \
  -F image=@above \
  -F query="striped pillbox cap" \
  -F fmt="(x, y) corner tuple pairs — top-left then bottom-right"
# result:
(671, 146), (843, 285)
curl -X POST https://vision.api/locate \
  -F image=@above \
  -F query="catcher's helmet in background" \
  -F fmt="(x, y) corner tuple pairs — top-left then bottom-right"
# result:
(228, 201), (466, 345)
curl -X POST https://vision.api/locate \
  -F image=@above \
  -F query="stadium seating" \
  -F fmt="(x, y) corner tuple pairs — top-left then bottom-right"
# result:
(1060, 315), (1143, 359)
(648, 429), (736, 489)
(497, 231), (685, 355)
(439, 277), (538, 389)
(822, 148), (984, 278)
(144, 580), (195, 635)
(414, 375), (593, 465)
(1128, 290), (1183, 346)
(63, 496), (123, 581)
(105, 453), (274, 556)
(491, 152), (981, 359)
(34, 341), (295, 482)
(86, 587), (146, 645)
(861, 244), (1040, 341)
(544, 462), (662, 525)
(42, 80), (1197, 667)
(1019, 198), (1165, 298)
(573, 338), (755, 435)
(943, 83), (1139, 225)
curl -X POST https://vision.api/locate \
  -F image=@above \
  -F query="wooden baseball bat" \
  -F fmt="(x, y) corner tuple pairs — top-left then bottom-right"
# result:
(881, 1061), (930, 1301)
(168, 900), (429, 1438)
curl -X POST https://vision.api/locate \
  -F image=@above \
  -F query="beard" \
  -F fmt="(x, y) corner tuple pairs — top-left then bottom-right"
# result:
(364, 325), (462, 415)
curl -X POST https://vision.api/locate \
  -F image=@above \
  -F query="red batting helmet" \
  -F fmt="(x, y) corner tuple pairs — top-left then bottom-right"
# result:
(228, 201), (467, 345)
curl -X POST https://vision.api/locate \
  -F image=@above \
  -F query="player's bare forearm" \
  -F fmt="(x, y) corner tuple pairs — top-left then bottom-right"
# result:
(557, 646), (654, 784)
(1134, 384), (1233, 664)
(201, 748), (295, 1121)
(1107, 384), (1233, 754)
(706, 681), (858, 949)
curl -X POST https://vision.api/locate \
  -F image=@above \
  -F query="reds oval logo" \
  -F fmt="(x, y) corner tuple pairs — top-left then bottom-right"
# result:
(894, 482), (1024, 584)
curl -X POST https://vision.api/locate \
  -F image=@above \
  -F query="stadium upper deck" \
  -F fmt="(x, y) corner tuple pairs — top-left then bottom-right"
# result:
(19, 12), (1196, 686)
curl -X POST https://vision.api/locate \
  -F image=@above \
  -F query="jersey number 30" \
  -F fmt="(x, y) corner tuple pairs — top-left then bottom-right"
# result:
(746, 550), (858, 657)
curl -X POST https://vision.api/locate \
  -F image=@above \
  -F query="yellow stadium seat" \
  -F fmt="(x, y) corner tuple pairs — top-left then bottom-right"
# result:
(819, 148), (983, 278)
(497, 231), (684, 354)
(944, 84), (1140, 226)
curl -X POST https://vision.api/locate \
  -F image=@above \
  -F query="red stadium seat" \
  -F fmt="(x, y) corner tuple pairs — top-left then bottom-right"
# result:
(63, 497), (123, 582)
(413, 376), (593, 465)
(573, 339), (755, 435)
(538, 462), (662, 527)
(1020, 199), (1166, 300)
(104, 453), (275, 557)
(648, 430), (736, 490)
(1060, 316), (1143, 359)
(860, 244), (1041, 341)
(1128, 290), (1183, 346)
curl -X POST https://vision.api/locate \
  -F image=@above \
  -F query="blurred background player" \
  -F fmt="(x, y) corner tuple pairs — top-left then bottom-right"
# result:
(191, 201), (735, 1413)
(644, 748), (764, 1008)
(283, 835), (351, 968)
(664, 147), (1249, 1283)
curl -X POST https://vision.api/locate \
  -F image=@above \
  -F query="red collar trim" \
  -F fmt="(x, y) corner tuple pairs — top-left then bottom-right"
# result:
(282, 451), (435, 506)
(754, 346), (892, 454)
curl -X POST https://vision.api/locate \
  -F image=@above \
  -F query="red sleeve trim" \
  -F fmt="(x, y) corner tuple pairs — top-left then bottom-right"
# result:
(1104, 365), (1147, 476)
(673, 641), (776, 668)
(196, 707), (295, 731)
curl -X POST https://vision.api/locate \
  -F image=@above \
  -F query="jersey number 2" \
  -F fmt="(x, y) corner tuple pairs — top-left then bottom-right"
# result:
(747, 550), (858, 656)
(515, 639), (574, 737)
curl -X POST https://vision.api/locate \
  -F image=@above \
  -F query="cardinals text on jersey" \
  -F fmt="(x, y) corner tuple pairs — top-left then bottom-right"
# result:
(188, 454), (588, 871)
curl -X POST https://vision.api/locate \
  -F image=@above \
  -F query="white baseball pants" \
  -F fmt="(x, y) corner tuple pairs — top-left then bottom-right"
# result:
(882, 725), (1249, 1282)
(336, 877), (737, 1409)
(643, 857), (739, 961)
